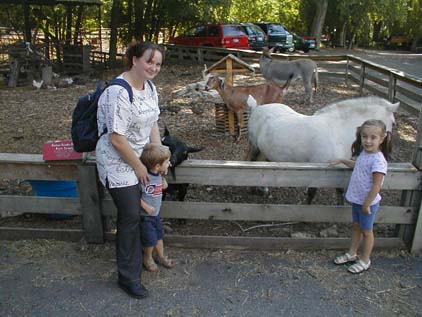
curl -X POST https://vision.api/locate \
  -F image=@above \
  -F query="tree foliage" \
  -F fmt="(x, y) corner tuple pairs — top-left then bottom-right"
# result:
(0, 0), (421, 54)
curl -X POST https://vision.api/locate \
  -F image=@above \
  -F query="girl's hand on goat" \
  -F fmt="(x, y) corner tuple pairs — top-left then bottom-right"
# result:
(328, 159), (342, 166)
(328, 159), (355, 168)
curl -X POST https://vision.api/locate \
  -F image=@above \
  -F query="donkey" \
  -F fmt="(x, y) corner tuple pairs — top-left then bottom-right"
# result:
(259, 47), (318, 104)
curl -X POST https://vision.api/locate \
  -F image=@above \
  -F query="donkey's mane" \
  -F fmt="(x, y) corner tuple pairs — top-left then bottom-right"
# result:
(314, 96), (389, 115)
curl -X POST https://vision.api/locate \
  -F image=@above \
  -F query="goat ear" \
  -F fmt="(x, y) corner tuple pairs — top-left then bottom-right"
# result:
(187, 146), (203, 153)
(164, 124), (170, 137)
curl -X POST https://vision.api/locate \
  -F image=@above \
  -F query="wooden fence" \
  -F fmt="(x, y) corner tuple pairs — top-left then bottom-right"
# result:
(0, 153), (421, 253)
(1, 45), (422, 253)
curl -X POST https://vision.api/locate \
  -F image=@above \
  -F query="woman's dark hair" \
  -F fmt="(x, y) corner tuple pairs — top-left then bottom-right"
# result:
(351, 119), (393, 160)
(124, 41), (165, 69)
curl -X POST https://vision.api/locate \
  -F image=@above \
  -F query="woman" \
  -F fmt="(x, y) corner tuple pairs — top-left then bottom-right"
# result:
(96, 41), (164, 299)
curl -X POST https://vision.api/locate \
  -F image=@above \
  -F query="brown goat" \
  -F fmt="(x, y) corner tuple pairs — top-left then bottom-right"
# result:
(205, 75), (289, 142)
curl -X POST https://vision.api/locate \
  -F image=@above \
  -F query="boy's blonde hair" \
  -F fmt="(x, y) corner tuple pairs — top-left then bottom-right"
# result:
(140, 143), (171, 170)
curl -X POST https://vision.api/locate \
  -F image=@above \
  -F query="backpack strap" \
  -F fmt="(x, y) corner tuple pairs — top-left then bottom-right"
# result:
(146, 79), (154, 93)
(107, 78), (154, 103)
(107, 78), (134, 103)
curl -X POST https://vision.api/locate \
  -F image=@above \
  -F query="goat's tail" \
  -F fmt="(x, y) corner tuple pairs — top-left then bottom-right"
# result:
(247, 95), (258, 110)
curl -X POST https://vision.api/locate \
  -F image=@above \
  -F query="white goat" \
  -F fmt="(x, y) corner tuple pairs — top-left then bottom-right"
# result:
(260, 47), (318, 104)
(205, 75), (290, 142)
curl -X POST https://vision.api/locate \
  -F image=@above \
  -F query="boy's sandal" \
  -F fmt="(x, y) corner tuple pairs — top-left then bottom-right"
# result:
(143, 258), (159, 272)
(333, 253), (357, 265)
(158, 256), (175, 269)
(348, 259), (371, 274)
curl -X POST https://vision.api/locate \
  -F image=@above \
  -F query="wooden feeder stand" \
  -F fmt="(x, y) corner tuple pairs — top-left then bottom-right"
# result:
(203, 54), (255, 136)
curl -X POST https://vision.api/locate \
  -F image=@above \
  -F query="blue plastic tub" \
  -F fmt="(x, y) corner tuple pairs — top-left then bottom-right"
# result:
(29, 180), (78, 220)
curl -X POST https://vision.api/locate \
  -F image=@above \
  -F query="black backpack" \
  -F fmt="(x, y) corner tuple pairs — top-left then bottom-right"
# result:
(71, 79), (154, 153)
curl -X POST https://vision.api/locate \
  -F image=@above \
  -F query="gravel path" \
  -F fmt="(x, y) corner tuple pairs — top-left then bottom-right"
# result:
(1, 240), (421, 316)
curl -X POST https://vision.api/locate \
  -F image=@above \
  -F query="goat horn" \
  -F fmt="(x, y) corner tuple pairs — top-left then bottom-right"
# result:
(202, 64), (208, 80)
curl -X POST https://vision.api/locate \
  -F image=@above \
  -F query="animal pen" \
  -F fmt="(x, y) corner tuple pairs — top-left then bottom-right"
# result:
(0, 46), (422, 254)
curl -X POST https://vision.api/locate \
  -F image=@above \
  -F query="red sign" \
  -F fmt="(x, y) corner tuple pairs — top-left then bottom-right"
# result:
(43, 140), (84, 161)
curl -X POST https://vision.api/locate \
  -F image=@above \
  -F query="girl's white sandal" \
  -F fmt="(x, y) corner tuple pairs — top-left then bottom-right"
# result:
(333, 253), (357, 265)
(348, 259), (371, 274)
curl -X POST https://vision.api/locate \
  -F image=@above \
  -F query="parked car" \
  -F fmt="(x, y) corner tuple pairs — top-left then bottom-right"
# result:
(254, 22), (294, 52)
(168, 24), (250, 49)
(285, 29), (316, 52)
(240, 22), (267, 51)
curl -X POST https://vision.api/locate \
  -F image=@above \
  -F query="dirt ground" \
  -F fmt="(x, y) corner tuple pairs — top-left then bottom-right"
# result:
(0, 59), (421, 315)
(1, 239), (421, 316)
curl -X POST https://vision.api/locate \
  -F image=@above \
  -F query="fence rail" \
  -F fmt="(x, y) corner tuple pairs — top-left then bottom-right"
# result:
(1, 153), (421, 253)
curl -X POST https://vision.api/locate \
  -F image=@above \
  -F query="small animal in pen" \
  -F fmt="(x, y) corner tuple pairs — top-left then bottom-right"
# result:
(204, 74), (290, 142)
(259, 47), (318, 104)
(161, 125), (203, 228)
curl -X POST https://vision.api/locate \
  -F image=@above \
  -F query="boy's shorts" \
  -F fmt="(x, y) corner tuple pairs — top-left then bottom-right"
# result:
(352, 203), (380, 230)
(140, 215), (164, 247)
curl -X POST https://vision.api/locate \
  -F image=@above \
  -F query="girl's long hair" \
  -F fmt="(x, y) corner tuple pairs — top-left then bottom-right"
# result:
(351, 119), (393, 160)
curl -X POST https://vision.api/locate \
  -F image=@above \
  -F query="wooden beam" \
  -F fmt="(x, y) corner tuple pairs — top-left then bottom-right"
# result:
(101, 199), (417, 225)
(411, 199), (422, 254)
(161, 235), (405, 251)
(0, 196), (81, 215)
(157, 160), (421, 190)
(0, 229), (406, 250)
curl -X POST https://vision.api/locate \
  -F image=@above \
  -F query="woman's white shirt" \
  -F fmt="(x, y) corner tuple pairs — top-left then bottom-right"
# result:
(96, 77), (159, 188)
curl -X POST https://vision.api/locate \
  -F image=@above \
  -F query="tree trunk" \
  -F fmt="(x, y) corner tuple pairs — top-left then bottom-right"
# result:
(134, 0), (146, 41)
(73, 5), (84, 45)
(23, 4), (32, 43)
(65, 5), (73, 46)
(143, 0), (155, 41)
(109, 0), (121, 65)
(127, 0), (133, 40)
(373, 20), (383, 42)
(310, 0), (328, 50)
(150, 0), (162, 42)
(362, 15), (370, 48)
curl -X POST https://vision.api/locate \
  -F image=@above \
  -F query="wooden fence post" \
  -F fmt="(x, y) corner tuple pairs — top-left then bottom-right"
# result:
(225, 58), (236, 137)
(77, 165), (104, 243)
(359, 63), (366, 95)
(345, 57), (349, 86)
(410, 195), (422, 254)
(398, 107), (422, 253)
(388, 73), (397, 102)
(198, 48), (203, 64)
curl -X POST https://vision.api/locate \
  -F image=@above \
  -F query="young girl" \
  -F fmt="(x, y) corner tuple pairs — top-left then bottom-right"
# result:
(329, 119), (392, 274)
